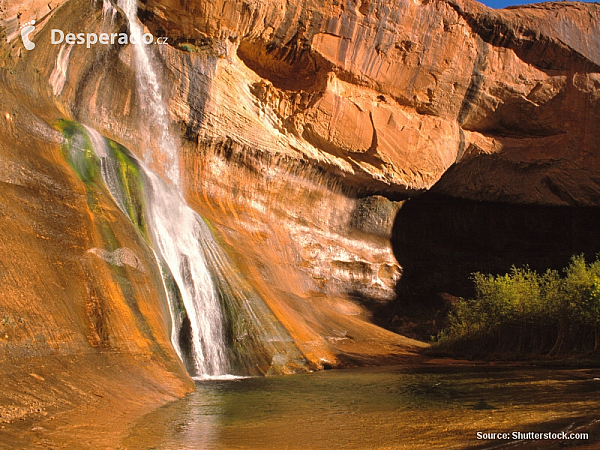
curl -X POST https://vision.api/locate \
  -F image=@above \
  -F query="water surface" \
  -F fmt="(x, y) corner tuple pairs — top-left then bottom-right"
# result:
(123, 365), (600, 449)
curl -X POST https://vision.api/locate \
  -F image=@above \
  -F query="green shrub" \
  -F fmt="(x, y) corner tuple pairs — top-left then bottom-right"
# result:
(434, 255), (600, 358)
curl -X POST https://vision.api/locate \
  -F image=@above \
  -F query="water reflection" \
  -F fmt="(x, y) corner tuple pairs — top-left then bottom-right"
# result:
(122, 366), (600, 449)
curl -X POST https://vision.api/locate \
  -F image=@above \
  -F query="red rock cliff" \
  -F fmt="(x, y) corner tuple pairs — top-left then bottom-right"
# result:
(0, 0), (599, 444)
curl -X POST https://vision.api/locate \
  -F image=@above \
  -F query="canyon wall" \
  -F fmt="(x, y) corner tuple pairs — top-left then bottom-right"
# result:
(139, 0), (600, 204)
(0, 68), (193, 447)
(134, 0), (600, 333)
(0, 0), (599, 444)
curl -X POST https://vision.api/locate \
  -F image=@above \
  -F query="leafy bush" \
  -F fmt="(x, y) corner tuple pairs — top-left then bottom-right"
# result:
(434, 255), (600, 357)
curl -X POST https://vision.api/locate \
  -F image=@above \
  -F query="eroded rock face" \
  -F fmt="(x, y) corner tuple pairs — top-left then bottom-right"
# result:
(134, 0), (599, 338)
(0, 0), (599, 441)
(140, 0), (600, 205)
(0, 0), (424, 392)
(0, 75), (193, 446)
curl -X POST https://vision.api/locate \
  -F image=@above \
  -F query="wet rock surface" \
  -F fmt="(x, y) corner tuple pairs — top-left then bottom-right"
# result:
(0, 0), (599, 445)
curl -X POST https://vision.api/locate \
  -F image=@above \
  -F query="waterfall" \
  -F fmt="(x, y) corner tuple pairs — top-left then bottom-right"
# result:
(84, 125), (230, 378)
(65, 0), (311, 378)
(144, 171), (230, 378)
(65, 118), (310, 377)
(87, 0), (231, 378)
(116, 0), (180, 187)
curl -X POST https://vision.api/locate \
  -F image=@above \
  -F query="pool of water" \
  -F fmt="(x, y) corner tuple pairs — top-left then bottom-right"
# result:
(122, 365), (600, 449)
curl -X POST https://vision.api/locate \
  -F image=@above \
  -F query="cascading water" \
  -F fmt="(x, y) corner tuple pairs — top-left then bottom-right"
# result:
(63, 118), (310, 377)
(144, 172), (230, 377)
(88, 0), (230, 378)
(59, 0), (311, 378)
(116, 0), (180, 187)
(84, 125), (230, 378)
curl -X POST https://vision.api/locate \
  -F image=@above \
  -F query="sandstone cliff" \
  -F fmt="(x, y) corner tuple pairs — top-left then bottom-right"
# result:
(1, 0), (599, 445)
(134, 0), (600, 339)
(139, 0), (600, 205)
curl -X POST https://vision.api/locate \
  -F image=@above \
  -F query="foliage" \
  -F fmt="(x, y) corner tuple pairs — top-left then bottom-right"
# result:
(178, 43), (199, 53)
(57, 119), (99, 184)
(434, 255), (600, 357)
(57, 119), (150, 242)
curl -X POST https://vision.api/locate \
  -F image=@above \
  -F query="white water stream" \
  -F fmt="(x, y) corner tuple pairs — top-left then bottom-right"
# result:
(145, 171), (230, 378)
(83, 0), (231, 378)
(85, 124), (230, 378)
(116, 0), (180, 187)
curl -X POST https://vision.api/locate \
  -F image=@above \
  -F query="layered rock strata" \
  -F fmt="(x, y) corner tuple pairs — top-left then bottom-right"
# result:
(0, 0), (599, 444)
(139, 0), (600, 204)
